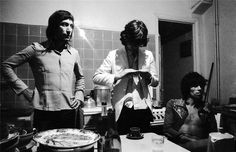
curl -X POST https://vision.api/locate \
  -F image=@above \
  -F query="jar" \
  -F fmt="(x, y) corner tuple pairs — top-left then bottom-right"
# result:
(94, 86), (111, 107)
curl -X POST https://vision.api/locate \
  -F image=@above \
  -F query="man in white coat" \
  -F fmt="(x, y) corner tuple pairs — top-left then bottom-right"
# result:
(93, 20), (159, 135)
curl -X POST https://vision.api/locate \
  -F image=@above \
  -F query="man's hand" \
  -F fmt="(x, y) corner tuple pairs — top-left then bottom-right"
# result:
(72, 91), (84, 108)
(22, 88), (34, 102)
(138, 70), (152, 84)
(124, 101), (134, 108)
(70, 98), (83, 109)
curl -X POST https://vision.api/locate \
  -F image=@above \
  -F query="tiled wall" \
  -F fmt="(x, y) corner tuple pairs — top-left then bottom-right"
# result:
(0, 22), (156, 110)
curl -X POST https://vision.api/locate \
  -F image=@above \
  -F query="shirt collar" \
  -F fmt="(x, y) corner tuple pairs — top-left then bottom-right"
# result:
(66, 45), (72, 54)
(53, 45), (72, 55)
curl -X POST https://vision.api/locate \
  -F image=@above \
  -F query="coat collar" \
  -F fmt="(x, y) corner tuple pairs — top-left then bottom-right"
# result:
(119, 47), (146, 69)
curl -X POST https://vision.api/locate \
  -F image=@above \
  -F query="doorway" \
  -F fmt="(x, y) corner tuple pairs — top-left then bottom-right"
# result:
(158, 20), (193, 105)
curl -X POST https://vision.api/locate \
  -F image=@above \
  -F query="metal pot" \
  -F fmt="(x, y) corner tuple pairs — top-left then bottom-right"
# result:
(38, 144), (95, 152)
(0, 132), (19, 152)
(6, 124), (37, 151)
(33, 129), (100, 152)
(94, 86), (111, 106)
(17, 128), (37, 150)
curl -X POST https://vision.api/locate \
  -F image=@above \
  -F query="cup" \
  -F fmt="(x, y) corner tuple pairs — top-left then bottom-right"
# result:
(152, 135), (165, 152)
(129, 127), (141, 137)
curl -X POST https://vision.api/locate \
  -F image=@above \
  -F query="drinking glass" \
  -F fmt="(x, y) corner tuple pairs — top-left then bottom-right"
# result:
(152, 135), (165, 152)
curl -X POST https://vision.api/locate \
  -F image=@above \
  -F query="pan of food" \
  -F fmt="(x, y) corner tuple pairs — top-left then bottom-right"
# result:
(33, 128), (100, 151)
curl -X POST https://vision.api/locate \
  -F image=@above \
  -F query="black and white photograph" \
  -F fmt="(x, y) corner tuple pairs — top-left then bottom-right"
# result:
(0, 0), (235, 152)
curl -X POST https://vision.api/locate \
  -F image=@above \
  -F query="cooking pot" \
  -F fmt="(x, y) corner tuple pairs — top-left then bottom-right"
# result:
(0, 132), (19, 152)
(17, 128), (37, 150)
(94, 86), (111, 106)
(6, 124), (37, 151)
(37, 143), (95, 152)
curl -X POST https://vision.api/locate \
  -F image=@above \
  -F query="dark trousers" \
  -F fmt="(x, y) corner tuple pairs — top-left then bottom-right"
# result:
(33, 109), (77, 132)
(117, 106), (153, 135)
(180, 138), (208, 152)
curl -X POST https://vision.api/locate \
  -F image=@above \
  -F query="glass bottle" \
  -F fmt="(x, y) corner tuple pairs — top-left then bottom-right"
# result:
(101, 101), (108, 116)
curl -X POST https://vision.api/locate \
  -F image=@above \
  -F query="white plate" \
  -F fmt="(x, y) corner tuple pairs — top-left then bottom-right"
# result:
(33, 129), (100, 149)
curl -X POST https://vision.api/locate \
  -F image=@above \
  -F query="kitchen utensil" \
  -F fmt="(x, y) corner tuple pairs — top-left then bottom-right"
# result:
(94, 86), (111, 107)
(84, 97), (96, 108)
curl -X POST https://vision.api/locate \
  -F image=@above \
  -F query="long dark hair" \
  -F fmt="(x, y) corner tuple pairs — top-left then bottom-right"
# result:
(120, 20), (149, 47)
(46, 10), (74, 42)
(181, 72), (207, 107)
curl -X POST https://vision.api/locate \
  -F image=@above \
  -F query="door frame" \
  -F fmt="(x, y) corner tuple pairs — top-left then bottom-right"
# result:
(154, 13), (200, 104)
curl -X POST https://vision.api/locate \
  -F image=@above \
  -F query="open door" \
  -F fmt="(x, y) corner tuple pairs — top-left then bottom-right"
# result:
(155, 16), (198, 106)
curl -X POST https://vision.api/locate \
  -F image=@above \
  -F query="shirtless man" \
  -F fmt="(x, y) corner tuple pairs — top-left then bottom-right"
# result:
(163, 72), (217, 152)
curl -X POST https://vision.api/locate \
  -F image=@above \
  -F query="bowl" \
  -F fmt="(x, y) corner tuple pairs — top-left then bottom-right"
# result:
(0, 132), (19, 151)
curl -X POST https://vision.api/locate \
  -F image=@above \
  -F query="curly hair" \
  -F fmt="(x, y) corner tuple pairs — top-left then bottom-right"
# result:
(181, 72), (207, 103)
(46, 10), (74, 41)
(120, 20), (149, 47)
